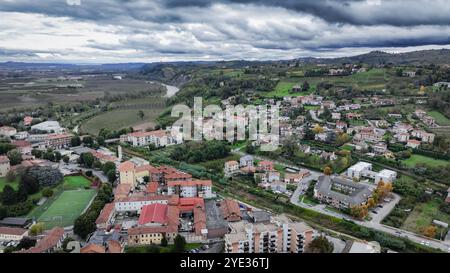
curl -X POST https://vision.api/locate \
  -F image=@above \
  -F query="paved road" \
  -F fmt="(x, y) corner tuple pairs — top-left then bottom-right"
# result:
(309, 109), (323, 123)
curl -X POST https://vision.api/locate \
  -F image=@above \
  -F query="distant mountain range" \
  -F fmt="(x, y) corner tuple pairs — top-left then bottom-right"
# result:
(1, 49), (449, 72)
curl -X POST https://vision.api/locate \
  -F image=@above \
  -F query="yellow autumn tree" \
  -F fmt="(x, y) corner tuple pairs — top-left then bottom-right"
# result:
(422, 225), (437, 238)
(312, 124), (324, 134)
(367, 197), (376, 209)
(323, 166), (332, 176)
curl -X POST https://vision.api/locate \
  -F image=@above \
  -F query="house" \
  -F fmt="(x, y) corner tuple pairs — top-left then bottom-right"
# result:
(314, 175), (372, 209)
(224, 160), (239, 177)
(95, 203), (116, 230)
(23, 116), (33, 126)
(375, 169), (397, 184)
(395, 133), (410, 143)
(267, 171), (281, 183)
(346, 113), (362, 120)
(257, 161), (274, 172)
(410, 130), (435, 144)
(347, 162), (373, 179)
(0, 156), (10, 177)
(0, 126), (17, 137)
(14, 131), (29, 140)
(220, 199), (242, 222)
(332, 112), (341, 120)
(284, 172), (307, 184)
(320, 151), (337, 161)
(406, 139), (421, 149)
(19, 227), (66, 253)
(0, 227), (29, 241)
(402, 71), (416, 77)
(12, 140), (32, 155)
(270, 181), (287, 193)
(239, 155), (254, 168)
(372, 143), (387, 154)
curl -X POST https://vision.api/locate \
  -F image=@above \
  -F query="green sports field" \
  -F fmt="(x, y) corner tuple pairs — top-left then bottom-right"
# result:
(63, 176), (92, 190)
(37, 189), (96, 229)
(402, 154), (450, 168)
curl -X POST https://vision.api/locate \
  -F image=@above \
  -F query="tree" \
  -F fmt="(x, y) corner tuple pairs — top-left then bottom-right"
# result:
(138, 110), (145, 120)
(82, 136), (94, 146)
(71, 136), (81, 147)
(74, 213), (97, 239)
(29, 223), (44, 236)
(350, 204), (369, 220)
(63, 155), (70, 163)
(323, 166), (332, 176)
(1, 185), (17, 205)
(173, 234), (186, 253)
(80, 152), (94, 168)
(102, 162), (116, 175)
(422, 225), (437, 238)
(302, 80), (310, 92)
(5, 170), (16, 182)
(306, 236), (333, 253)
(161, 236), (168, 247)
(24, 166), (63, 188)
(42, 188), (54, 198)
(367, 197), (376, 208)
(7, 149), (22, 165)
(107, 169), (116, 183)
(312, 124), (324, 134)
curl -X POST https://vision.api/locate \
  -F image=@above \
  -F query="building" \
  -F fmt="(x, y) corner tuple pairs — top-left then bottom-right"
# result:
(240, 155), (254, 168)
(14, 131), (29, 140)
(167, 180), (214, 198)
(0, 156), (10, 177)
(122, 129), (181, 147)
(257, 161), (274, 172)
(19, 227), (66, 253)
(95, 203), (116, 230)
(314, 175), (372, 209)
(12, 140), (32, 155)
(31, 121), (64, 133)
(0, 217), (32, 228)
(406, 139), (421, 149)
(220, 199), (242, 222)
(0, 227), (29, 241)
(23, 116), (33, 126)
(225, 215), (314, 253)
(347, 162), (397, 184)
(42, 133), (72, 149)
(224, 160), (239, 177)
(114, 195), (172, 213)
(127, 225), (178, 246)
(0, 126), (17, 137)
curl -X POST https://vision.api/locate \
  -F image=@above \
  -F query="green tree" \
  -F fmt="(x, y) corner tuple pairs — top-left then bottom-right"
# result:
(107, 169), (117, 183)
(306, 236), (334, 253)
(29, 223), (44, 236)
(80, 152), (95, 168)
(173, 234), (186, 253)
(161, 236), (168, 247)
(42, 188), (54, 198)
(7, 149), (22, 165)
(71, 136), (81, 147)
(5, 170), (16, 182)
(1, 185), (17, 205)
(63, 155), (70, 163)
(138, 110), (145, 120)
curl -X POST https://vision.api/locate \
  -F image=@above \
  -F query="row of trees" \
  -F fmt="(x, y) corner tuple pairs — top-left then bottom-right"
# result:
(350, 180), (394, 220)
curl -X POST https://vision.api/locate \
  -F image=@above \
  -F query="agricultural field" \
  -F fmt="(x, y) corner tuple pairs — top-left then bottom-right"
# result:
(63, 176), (92, 190)
(427, 111), (450, 126)
(402, 154), (450, 168)
(36, 189), (96, 229)
(0, 177), (19, 192)
(80, 108), (163, 135)
(401, 199), (450, 235)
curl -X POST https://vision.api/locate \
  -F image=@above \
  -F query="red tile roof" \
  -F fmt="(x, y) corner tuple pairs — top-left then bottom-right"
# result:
(146, 182), (159, 194)
(0, 226), (28, 236)
(167, 179), (212, 187)
(220, 199), (242, 222)
(12, 140), (31, 147)
(24, 227), (64, 253)
(80, 243), (106, 253)
(138, 203), (168, 225)
(95, 203), (115, 225)
(118, 161), (135, 172)
(107, 240), (123, 253)
(114, 183), (132, 198)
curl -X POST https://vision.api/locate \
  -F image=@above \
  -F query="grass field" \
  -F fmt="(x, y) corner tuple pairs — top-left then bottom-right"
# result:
(37, 189), (96, 229)
(402, 154), (450, 168)
(264, 81), (313, 97)
(0, 177), (19, 192)
(80, 108), (162, 135)
(427, 111), (450, 126)
(63, 176), (92, 190)
(401, 199), (450, 234)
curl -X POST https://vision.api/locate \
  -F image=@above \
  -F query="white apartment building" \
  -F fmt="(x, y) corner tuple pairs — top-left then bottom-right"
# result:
(347, 162), (397, 184)
(122, 129), (181, 147)
(167, 180), (214, 198)
(114, 196), (171, 213)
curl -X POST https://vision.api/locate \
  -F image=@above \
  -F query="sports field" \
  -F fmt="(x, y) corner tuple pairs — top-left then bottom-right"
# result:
(37, 189), (96, 229)
(427, 111), (450, 126)
(63, 176), (91, 190)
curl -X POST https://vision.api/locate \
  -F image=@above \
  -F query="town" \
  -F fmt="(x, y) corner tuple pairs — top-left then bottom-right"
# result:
(1, 0), (450, 257)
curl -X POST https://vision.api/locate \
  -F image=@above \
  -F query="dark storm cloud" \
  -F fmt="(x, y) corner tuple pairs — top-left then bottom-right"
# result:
(0, 0), (449, 62)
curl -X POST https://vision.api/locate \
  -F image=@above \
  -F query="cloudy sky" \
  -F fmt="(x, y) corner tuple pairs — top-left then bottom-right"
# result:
(0, 0), (450, 63)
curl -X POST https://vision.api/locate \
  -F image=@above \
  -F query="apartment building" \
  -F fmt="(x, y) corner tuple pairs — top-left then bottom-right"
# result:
(122, 129), (181, 148)
(167, 180), (214, 198)
(114, 195), (172, 213)
(42, 133), (72, 149)
(225, 215), (314, 253)
(0, 227), (29, 241)
(224, 160), (239, 177)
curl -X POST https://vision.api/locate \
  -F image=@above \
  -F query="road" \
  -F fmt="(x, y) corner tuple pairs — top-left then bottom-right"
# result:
(309, 109), (323, 123)
(233, 149), (450, 252)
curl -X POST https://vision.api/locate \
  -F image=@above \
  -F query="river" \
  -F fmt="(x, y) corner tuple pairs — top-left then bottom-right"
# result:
(162, 83), (180, 98)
